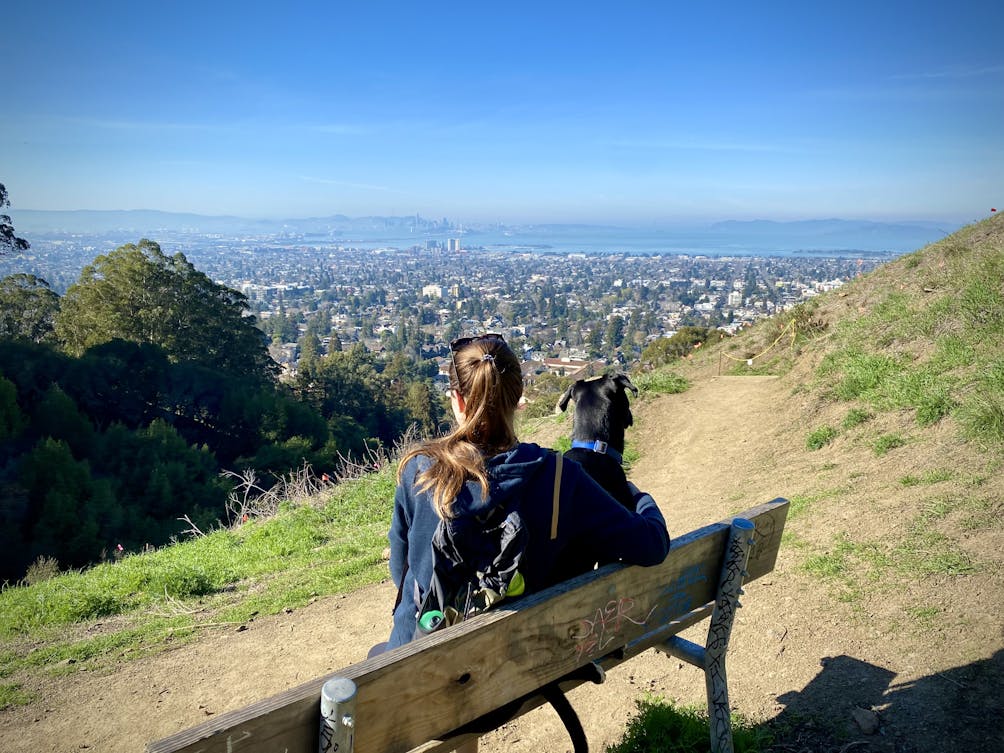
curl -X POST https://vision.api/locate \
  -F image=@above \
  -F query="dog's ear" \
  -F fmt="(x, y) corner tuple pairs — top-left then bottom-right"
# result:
(615, 373), (639, 397)
(556, 382), (576, 413)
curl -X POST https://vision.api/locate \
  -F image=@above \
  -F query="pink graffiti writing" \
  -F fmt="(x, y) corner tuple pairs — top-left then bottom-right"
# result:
(571, 597), (657, 660)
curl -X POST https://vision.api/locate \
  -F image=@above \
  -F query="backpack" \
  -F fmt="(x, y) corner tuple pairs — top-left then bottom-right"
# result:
(405, 451), (599, 751)
(412, 450), (563, 637)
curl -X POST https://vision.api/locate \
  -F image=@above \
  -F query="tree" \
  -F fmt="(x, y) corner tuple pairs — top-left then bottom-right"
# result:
(403, 381), (445, 435)
(19, 438), (102, 568)
(605, 315), (625, 350)
(0, 375), (25, 440)
(0, 274), (59, 343)
(640, 326), (713, 366)
(55, 239), (276, 381)
(0, 183), (30, 255)
(291, 345), (410, 457)
(32, 385), (95, 459)
(298, 329), (322, 373)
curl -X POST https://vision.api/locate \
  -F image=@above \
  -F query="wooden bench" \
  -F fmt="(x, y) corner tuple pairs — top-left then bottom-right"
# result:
(148, 497), (789, 753)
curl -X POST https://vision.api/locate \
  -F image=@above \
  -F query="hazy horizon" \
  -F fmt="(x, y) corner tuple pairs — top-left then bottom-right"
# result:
(6, 206), (966, 229)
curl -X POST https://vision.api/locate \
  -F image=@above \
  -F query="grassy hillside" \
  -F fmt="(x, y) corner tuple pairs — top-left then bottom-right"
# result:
(696, 214), (1002, 602)
(723, 213), (1003, 450)
(1, 215), (1000, 750)
(603, 215), (1003, 751)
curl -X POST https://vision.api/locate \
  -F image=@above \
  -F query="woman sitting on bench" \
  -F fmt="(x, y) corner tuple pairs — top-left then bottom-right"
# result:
(385, 334), (671, 751)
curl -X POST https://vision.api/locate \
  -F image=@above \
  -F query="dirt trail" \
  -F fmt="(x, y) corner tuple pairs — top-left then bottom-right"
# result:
(480, 375), (807, 752)
(2, 375), (999, 752)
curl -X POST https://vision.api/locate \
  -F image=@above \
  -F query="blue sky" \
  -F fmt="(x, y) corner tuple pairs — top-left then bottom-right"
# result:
(3, 1), (1002, 224)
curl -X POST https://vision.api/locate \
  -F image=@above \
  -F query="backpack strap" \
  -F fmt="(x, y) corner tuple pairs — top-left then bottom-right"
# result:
(392, 562), (408, 616)
(452, 660), (604, 752)
(551, 451), (563, 540)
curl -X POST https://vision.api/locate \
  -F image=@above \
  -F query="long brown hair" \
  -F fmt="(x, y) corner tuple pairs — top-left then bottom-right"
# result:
(398, 334), (523, 519)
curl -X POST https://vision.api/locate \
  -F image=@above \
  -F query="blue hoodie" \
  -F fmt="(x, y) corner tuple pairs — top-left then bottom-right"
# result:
(387, 442), (670, 648)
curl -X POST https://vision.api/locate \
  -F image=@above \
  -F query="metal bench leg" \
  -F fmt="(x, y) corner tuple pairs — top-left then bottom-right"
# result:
(659, 518), (755, 753)
(319, 677), (357, 753)
(705, 517), (755, 753)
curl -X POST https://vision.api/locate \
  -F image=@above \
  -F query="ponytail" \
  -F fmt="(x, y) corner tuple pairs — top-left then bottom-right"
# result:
(398, 335), (522, 518)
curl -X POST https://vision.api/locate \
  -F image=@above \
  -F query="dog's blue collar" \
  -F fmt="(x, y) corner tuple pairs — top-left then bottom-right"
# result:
(571, 439), (623, 465)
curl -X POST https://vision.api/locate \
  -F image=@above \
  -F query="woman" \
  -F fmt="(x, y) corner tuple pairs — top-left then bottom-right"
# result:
(387, 334), (671, 652)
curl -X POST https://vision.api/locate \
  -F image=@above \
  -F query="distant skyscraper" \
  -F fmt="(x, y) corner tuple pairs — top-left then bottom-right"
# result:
(448, 238), (461, 252)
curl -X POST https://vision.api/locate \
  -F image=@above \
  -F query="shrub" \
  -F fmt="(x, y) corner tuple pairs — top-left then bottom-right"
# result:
(640, 327), (712, 366)
(606, 695), (769, 753)
(24, 556), (61, 586)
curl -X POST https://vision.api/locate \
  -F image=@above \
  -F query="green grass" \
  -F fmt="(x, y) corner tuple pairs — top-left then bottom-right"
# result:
(633, 368), (689, 395)
(785, 495), (815, 521)
(805, 425), (838, 451)
(0, 682), (34, 710)
(606, 695), (770, 753)
(799, 486), (987, 599)
(884, 493), (989, 577)
(915, 494), (1001, 532)
(958, 255), (1004, 332)
(802, 533), (888, 585)
(892, 530), (975, 576)
(899, 468), (954, 486)
(818, 344), (960, 427)
(785, 489), (848, 521)
(958, 359), (1004, 446)
(0, 465), (397, 676)
(841, 407), (872, 429)
(905, 605), (941, 628)
(807, 227), (1004, 447)
(960, 498), (1002, 531)
(818, 349), (908, 402)
(872, 433), (907, 455)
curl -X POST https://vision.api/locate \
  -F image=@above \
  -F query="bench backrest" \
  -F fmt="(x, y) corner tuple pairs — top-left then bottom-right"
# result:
(148, 498), (789, 753)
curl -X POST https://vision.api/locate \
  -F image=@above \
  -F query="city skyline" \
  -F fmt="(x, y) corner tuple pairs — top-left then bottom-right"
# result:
(4, 1), (1002, 225)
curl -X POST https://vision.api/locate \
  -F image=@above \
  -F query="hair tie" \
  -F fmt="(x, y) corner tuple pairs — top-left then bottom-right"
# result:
(481, 353), (495, 363)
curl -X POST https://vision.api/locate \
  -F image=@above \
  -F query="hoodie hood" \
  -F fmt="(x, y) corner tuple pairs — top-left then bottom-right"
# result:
(452, 442), (552, 517)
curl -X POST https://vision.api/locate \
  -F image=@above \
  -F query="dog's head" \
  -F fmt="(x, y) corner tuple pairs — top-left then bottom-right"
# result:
(556, 373), (638, 450)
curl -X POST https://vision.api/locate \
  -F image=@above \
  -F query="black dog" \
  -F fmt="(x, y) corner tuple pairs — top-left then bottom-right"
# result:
(556, 373), (638, 510)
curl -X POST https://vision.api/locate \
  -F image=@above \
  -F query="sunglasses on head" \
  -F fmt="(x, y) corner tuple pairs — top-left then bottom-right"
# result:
(449, 333), (505, 354)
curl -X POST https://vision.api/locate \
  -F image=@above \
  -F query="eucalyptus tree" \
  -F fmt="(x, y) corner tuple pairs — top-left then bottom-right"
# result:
(0, 273), (59, 343)
(55, 239), (276, 381)
(0, 183), (29, 255)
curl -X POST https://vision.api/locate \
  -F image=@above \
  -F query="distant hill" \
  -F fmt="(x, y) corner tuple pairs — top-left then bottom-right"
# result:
(8, 209), (962, 254)
(709, 217), (957, 253)
(6, 209), (419, 237)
